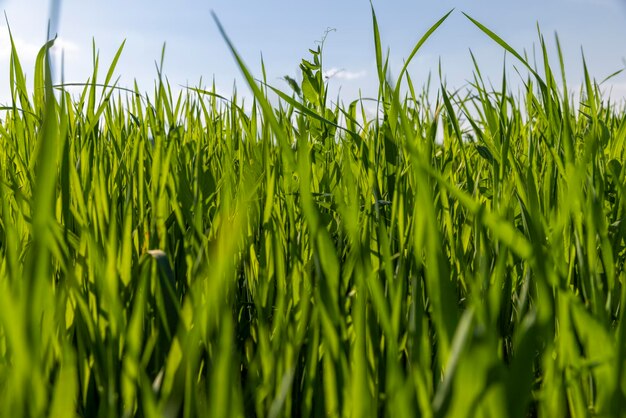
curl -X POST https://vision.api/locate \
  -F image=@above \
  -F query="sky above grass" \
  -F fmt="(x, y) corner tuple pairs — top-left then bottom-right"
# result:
(1, 0), (625, 105)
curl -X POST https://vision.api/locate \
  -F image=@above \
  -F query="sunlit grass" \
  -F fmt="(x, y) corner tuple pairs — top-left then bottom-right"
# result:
(0, 7), (625, 418)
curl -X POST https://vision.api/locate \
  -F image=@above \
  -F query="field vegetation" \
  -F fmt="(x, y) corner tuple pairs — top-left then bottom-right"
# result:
(0, 7), (625, 418)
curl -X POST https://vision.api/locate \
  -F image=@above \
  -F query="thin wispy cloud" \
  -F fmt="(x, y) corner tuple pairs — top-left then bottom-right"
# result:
(324, 67), (367, 81)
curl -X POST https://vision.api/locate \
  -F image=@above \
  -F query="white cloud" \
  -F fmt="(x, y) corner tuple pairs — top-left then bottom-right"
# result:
(0, 32), (40, 62)
(51, 37), (80, 55)
(324, 67), (367, 81)
(0, 31), (79, 64)
(0, 29), (81, 104)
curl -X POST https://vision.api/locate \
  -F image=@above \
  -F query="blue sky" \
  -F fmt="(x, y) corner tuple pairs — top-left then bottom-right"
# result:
(0, 0), (625, 105)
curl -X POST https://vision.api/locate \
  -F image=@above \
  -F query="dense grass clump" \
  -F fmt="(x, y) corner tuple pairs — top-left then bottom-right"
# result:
(1, 9), (626, 417)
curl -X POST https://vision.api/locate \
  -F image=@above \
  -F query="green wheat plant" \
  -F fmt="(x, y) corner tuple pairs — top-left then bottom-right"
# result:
(0, 6), (625, 418)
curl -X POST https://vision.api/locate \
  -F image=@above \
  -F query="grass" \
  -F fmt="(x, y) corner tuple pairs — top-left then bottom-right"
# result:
(0, 7), (625, 417)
